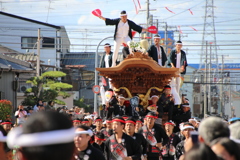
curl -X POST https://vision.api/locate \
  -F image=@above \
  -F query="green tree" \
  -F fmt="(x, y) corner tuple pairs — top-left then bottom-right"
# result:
(74, 97), (92, 112)
(22, 71), (73, 106)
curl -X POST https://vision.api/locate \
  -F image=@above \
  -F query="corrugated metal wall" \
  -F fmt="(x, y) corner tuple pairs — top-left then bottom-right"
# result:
(0, 72), (17, 109)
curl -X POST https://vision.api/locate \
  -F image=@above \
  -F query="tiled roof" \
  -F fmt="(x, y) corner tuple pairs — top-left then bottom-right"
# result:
(0, 54), (33, 72)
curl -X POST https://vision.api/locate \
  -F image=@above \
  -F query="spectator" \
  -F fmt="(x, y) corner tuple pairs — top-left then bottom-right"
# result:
(14, 104), (27, 125)
(33, 100), (43, 112)
(198, 117), (230, 145)
(45, 101), (54, 111)
(7, 111), (75, 160)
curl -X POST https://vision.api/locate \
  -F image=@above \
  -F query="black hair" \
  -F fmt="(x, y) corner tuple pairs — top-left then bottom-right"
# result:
(112, 117), (125, 125)
(21, 111), (74, 160)
(210, 138), (240, 160)
(184, 143), (218, 160)
(146, 111), (157, 117)
(176, 40), (182, 44)
(76, 125), (90, 131)
(120, 10), (127, 14)
(95, 132), (105, 139)
(104, 43), (111, 47)
(48, 101), (53, 105)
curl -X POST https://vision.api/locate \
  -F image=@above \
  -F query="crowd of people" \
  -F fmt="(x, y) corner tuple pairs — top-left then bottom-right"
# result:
(1, 99), (240, 160)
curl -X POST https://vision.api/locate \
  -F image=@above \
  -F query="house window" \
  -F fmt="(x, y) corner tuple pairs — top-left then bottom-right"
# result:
(42, 37), (55, 48)
(21, 37), (38, 49)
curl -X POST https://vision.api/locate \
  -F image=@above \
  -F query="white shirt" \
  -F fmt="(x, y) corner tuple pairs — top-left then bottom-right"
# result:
(156, 45), (162, 66)
(116, 20), (129, 38)
(104, 54), (110, 68)
(176, 51), (181, 68)
(15, 110), (27, 124)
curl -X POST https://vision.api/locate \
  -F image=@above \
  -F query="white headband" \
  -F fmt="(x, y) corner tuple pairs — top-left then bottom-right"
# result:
(181, 126), (195, 131)
(7, 127), (75, 148)
(151, 95), (159, 99)
(0, 132), (6, 142)
(75, 129), (93, 137)
(176, 43), (182, 45)
(182, 105), (190, 108)
(120, 14), (127, 16)
(104, 45), (111, 47)
(154, 37), (161, 39)
(118, 96), (125, 99)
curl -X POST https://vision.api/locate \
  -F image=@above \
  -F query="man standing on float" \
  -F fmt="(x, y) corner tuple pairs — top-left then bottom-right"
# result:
(99, 10), (147, 67)
(168, 40), (188, 94)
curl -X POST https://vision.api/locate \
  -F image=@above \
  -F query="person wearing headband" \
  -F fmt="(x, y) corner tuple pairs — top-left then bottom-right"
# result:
(147, 95), (163, 125)
(168, 40), (188, 94)
(173, 102), (191, 131)
(7, 111), (75, 160)
(125, 117), (148, 159)
(100, 118), (113, 139)
(92, 132), (105, 153)
(93, 117), (103, 134)
(98, 10), (148, 67)
(114, 95), (127, 116)
(162, 121), (181, 160)
(100, 43), (113, 68)
(72, 119), (81, 128)
(0, 126), (9, 160)
(1, 120), (12, 134)
(135, 119), (143, 133)
(175, 122), (195, 159)
(158, 85), (174, 123)
(104, 117), (142, 159)
(138, 112), (169, 160)
(75, 125), (105, 160)
(147, 34), (167, 66)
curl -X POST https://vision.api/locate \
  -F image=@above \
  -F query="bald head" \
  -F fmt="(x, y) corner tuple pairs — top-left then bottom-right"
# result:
(198, 117), (230, 144)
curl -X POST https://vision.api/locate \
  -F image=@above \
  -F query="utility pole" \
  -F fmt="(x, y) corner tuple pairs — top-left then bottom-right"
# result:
(164, 22), (168, 53)
(36, 28), (41, 77)
(208, 43), (212, 113)
(220, 55), (224, 116)
(204, 41), (208, 118)
(146, 0), (150, 37)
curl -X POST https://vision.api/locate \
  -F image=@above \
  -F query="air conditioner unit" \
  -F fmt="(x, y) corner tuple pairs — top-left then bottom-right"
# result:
(19, 83), (32, 93)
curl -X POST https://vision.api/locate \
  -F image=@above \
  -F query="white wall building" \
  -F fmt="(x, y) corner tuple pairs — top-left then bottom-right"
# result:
(0, 11), (70, 69)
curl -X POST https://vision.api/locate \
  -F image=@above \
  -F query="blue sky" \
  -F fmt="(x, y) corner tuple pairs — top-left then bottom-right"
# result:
(1, 0), (240, 64)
